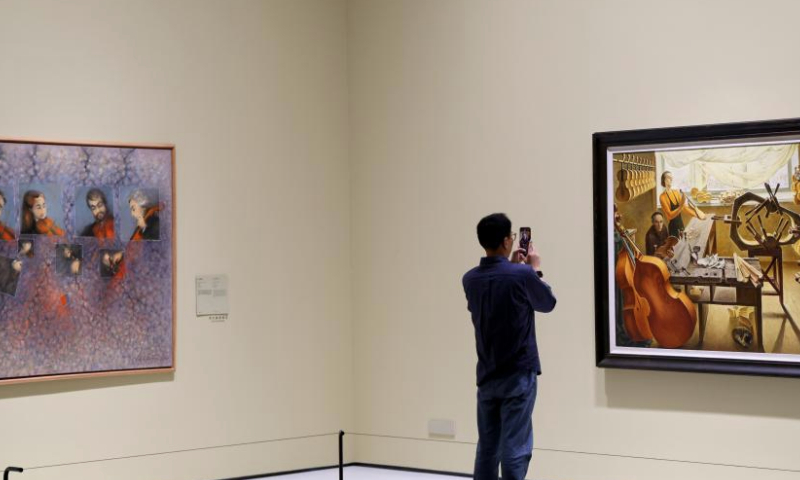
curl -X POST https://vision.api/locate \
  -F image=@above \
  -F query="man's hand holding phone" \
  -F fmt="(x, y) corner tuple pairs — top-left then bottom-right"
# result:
(512, 243), (526, 263)
(513, 241), (541, 271)
(524, 242), (542, 271)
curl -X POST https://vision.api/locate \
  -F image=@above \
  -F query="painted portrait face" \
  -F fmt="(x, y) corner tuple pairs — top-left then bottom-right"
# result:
(653, 214), (665, 231)
(88, 197), (107, 221)
(32, 195), (47, 221)
(129, 200), (144, 222)
(664, 173), (673, 188)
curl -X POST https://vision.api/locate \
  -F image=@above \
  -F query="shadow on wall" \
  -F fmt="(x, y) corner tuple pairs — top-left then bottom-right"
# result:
(0, 372), (174, 400)
(598, 368), (800, 420)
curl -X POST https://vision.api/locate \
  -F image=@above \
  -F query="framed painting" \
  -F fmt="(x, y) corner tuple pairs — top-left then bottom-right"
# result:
(594, 118), (800, 377)
(0, 138), (175, 384)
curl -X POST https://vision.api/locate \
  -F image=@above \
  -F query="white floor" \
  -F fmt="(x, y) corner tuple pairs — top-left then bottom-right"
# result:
(261, 466), (462, 480)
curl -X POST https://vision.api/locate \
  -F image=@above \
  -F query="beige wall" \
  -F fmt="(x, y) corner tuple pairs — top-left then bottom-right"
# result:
(0, 1), (353, 479)
(349, 1), (800, 479)
(5, 1), (800, 479)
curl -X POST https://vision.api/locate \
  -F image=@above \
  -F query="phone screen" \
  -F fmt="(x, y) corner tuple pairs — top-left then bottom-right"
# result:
(519, 227), (531, 252)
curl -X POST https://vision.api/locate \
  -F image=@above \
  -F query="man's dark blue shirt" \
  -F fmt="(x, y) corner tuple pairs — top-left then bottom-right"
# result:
(463, 256), (556, 386)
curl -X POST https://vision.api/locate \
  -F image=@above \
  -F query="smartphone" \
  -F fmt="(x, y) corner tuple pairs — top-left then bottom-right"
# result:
(519, 227), (531, 253)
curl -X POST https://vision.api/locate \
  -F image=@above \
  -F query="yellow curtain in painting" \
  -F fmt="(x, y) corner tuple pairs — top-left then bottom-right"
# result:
(657, 144), (797, 190)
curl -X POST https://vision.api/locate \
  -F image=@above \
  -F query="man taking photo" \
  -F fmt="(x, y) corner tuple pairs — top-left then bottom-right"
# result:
(462, 213), (557, 480)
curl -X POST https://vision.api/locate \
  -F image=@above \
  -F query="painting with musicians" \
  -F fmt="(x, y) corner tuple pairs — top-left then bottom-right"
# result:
(595, 119), (800, 377)
(0, 139), (175, 384)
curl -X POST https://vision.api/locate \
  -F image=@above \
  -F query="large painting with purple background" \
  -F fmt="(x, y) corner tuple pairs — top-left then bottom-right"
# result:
(0, 141), (174, 383)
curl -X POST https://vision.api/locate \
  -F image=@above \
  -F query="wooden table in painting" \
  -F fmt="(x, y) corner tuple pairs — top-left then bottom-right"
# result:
(669, 257), (764, 352)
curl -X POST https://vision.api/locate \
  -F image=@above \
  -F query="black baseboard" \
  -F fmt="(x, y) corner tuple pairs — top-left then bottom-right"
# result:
(349, 462), (472, 478)
(217, 464), (339, 480)
(218, 462), (472, 479)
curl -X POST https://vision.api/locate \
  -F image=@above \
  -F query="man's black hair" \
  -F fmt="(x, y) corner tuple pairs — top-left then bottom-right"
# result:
(86, 188), (107, 207)
(651, 211), (664, 222)
(477, 213), (512, 250)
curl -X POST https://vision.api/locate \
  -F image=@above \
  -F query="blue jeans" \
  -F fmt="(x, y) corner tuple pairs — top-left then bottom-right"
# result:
(474, 370), (537, 480)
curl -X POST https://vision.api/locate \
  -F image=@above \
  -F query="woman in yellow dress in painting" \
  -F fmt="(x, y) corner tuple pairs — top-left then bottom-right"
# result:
(659, 171), (705, 237)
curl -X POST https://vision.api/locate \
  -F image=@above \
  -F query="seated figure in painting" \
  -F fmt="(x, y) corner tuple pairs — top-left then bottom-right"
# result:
(659, 171), (706, 238)
(20, 190), (65, 236)
(80, 188), (115, 239)
(0, 190), (16, 241)
(128, 189), (160, 241)
(645, 212), (670, 256)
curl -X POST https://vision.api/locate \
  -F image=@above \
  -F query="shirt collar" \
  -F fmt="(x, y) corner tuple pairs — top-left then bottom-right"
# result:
(480, 255), (510, 266)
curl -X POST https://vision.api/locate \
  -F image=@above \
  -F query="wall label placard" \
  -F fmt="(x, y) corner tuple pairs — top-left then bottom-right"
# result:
(196, 274), (229, 319)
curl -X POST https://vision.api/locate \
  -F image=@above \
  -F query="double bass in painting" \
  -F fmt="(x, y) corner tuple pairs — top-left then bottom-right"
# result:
(614, 207), (697, 349)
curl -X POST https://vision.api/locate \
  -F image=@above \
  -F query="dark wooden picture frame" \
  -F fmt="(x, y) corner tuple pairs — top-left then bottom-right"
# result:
(594, 118), (800, 377)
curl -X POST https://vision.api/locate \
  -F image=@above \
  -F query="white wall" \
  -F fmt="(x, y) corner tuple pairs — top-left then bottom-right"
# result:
(348, 1), (800, 479)
(0, 1), (353, 479)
